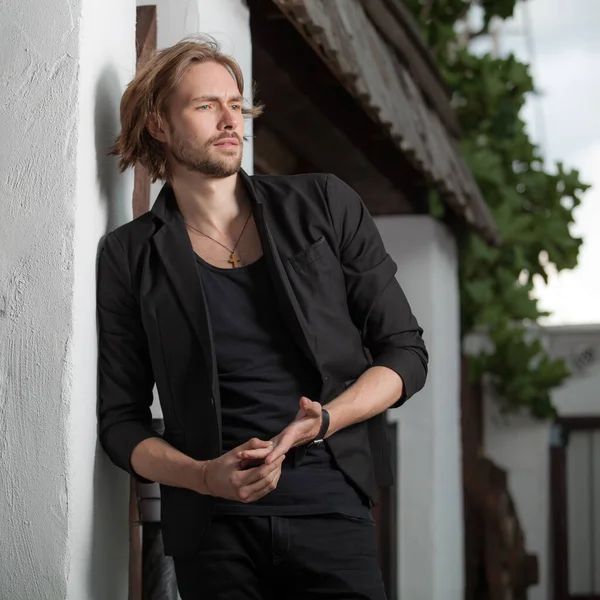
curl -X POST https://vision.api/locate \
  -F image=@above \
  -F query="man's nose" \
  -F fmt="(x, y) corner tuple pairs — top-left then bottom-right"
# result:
(220, 107), (237, 130)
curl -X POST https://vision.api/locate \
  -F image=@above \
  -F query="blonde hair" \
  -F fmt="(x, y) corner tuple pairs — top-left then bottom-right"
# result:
(111, 35), (263, 182)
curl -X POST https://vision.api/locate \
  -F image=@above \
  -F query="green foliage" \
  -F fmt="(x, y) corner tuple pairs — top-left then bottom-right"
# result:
(405, 0), (591, 419)
(468, 324), (570, 418)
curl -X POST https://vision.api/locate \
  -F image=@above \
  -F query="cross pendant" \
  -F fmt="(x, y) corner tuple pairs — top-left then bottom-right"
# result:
(228, 252), (241, 268)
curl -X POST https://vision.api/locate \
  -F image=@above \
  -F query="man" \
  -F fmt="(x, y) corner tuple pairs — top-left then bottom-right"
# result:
(98, 36), (428, 600)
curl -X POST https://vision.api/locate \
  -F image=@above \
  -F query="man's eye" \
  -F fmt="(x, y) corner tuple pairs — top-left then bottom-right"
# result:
(197, 105), (210, 111)
(230, 104), (241, 111)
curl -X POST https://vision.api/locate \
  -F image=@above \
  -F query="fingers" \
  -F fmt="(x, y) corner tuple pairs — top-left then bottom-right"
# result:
(234, 437), (272, 453)
(237, 454), (285, 487)
(243, 465), (283, 503)
(236, 458), (284, 503)
(264, 434), (293, 465)
(236, 444), (274, 462)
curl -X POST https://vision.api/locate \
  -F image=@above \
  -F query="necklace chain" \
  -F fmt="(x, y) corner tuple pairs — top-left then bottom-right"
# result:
(185, 209), (252, 267)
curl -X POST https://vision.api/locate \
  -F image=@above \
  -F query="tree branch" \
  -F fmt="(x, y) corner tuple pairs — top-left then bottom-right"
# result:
(420, 0), (435, 20)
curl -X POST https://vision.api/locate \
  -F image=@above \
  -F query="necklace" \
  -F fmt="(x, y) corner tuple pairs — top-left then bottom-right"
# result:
(185, 209), (252, 268)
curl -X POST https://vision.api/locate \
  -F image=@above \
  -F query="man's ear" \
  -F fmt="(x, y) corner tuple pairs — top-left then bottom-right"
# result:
(147, 113), (168, 143)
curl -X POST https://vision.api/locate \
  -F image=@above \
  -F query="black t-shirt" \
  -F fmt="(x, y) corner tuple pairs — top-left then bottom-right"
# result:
(195, 253), (371, 518)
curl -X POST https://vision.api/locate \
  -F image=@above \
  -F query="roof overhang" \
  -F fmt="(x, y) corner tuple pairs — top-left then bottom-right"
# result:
(270, 0), (501, 246)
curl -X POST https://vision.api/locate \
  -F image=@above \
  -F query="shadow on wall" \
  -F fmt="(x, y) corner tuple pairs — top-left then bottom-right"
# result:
(95, 65), (131, 233)
(88, 445), (130, 599)
(87, 65), (133, 600)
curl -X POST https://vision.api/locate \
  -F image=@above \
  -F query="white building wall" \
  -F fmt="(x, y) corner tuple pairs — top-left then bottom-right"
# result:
(0, 1), (82, 598)
(482, 324), (600, 600)
(376, 216), (464, 600)
(483, 397), (552, 600)
(0, 0), (136, 597)
(551, 325), (600, 416)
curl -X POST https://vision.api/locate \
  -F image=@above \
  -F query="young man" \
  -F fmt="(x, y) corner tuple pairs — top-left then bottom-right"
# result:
(98, 36), (428, 600)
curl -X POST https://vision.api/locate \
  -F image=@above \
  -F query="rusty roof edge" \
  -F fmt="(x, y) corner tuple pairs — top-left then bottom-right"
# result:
(361, 0), (461, 138)
(383, 0), (452, 94)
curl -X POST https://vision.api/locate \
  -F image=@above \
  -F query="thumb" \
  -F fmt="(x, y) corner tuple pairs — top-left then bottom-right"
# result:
(300, 396), (321, 417)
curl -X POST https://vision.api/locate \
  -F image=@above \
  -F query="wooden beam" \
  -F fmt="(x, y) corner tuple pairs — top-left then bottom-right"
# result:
(129, 9), (157, 600)
(550, 426), (569, 600)
(253, 126), (304, 175)
(136, 5), (157, 70)
(132, 5), (156, 220)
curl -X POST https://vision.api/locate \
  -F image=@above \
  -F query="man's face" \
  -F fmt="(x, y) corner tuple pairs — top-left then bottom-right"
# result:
(162, 61), (245, 178)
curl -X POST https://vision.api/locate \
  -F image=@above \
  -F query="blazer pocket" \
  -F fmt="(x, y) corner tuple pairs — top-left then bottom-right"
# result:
(288, 236), (328, 274)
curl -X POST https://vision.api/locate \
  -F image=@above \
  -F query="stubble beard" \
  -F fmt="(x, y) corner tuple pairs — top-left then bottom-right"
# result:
(170, 132), (243, 178)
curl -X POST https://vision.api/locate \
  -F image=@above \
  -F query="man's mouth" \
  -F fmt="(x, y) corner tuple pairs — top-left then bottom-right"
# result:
(214, 138), (240, 147)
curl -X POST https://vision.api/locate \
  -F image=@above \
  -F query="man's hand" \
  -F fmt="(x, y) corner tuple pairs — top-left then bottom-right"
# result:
(201, 438), (285, 503)
(237, 397), (323, 467)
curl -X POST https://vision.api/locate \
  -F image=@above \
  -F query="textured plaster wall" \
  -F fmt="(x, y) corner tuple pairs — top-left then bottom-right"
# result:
(0, 1), (81, 598)
(0, 0), (135, 598)
(376, 216), (464, 600)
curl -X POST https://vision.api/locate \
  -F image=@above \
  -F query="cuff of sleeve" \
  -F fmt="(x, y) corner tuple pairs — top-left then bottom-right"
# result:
(100, 421), (161, 484)
(371, 348), (427, 408)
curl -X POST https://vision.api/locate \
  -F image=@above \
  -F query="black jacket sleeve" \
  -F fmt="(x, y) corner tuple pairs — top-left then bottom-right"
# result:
(97, 233), (159, 481)
(325, 174), (428, 406)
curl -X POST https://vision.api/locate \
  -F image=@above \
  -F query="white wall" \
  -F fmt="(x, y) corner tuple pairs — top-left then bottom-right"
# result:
(375, 216), (464, 600)
(482, 324), (600, 600)
(550, 325), (600, 416)
(483, 396), (552, 600)
(0, 0), (136, 598)
(0, 1), (81, 598)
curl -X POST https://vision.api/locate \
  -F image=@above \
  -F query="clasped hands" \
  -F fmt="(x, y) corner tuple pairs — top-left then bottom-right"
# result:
(198, 396), (323, 503)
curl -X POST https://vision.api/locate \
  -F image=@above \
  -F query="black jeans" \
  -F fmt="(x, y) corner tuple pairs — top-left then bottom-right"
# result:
(173, 514), (387, 600)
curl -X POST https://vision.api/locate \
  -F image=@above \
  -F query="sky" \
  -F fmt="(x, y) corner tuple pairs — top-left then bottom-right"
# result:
(473, 0), (600, 325)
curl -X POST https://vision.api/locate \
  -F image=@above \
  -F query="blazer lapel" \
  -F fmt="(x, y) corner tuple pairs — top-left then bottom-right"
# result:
(151, 186), (219, 401)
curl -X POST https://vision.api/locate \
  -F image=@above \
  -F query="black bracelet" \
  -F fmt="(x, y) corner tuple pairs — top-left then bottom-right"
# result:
(313, 408), (330, 444)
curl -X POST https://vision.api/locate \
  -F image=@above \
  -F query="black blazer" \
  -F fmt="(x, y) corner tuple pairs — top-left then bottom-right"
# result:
(97, 170), (428, 557)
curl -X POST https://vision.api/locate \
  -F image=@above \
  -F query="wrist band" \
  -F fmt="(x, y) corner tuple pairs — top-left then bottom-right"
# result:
(202, 460), (215, 496)
(313, 408), (330, 444)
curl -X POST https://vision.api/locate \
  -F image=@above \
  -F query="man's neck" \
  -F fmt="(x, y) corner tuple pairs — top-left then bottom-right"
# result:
(170, 168), (249, 235)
